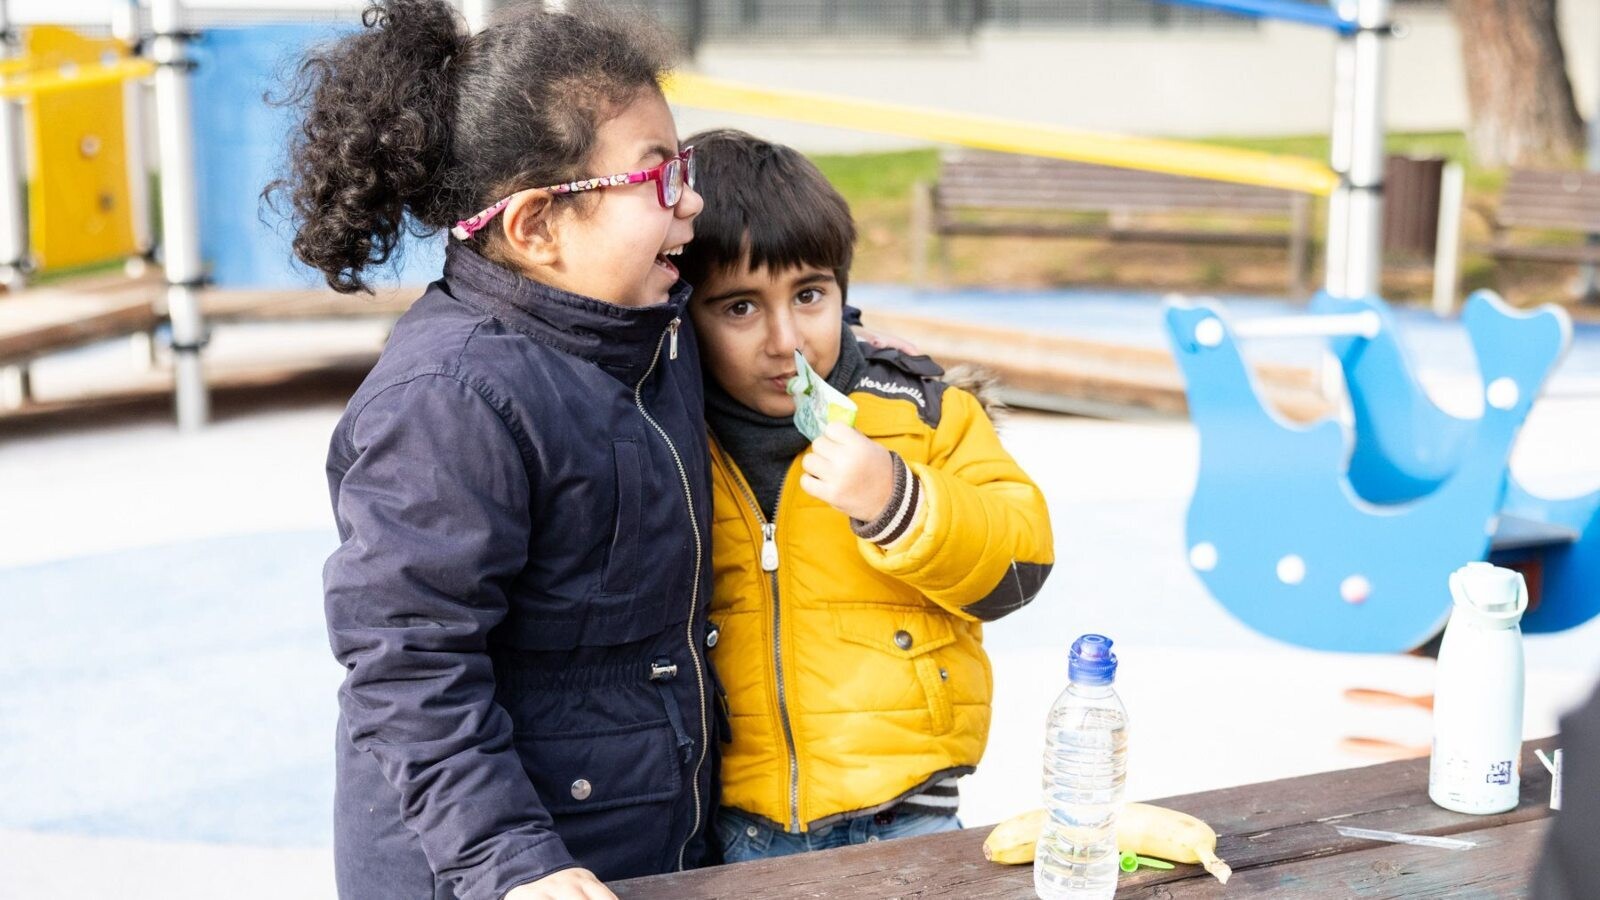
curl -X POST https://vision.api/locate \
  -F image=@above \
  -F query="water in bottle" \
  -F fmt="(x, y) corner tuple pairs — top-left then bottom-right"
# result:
(1034, 634), (1128, 900)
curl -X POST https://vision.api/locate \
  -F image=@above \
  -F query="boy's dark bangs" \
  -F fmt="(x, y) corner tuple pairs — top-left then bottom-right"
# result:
(736, 182), (854, 282)
(678, 130), (856, 292)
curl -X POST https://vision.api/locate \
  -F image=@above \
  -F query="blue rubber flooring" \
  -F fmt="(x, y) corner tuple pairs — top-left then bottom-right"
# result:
(0, 530), (342, 848)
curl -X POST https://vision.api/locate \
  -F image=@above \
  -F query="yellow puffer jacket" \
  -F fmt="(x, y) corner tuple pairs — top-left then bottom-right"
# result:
(707, 350), (1054, 833)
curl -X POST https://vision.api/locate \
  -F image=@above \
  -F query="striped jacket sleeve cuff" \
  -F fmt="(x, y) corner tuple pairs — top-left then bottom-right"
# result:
(852, 453), (923, 547)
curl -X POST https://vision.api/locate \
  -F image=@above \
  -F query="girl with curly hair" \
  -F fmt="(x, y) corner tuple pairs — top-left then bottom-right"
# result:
(276, 2), (714, 897)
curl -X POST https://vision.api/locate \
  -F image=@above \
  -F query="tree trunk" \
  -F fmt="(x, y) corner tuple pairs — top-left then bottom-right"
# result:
(1451, 0), (1586, 168)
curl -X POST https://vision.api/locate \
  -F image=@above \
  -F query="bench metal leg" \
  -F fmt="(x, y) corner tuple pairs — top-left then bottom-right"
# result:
(1571, 232), (1600, 302)
(1289, 193), (1312, 299)
(1432, 162), (1464, 316)
(1, 363), (31, 410)
(130, 330), (159, 370)
(910, 180), (932, 289)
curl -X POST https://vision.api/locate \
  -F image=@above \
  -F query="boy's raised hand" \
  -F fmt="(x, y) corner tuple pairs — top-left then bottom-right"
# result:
(800, 422), (895, 522)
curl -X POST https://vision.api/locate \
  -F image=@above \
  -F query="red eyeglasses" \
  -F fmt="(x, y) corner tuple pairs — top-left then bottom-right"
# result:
(451, 146), (696, 241)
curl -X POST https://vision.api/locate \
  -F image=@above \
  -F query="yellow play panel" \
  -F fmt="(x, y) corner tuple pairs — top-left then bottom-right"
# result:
(23, 26), (138, 272)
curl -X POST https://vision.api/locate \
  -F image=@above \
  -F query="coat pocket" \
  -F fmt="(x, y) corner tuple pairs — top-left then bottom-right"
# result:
(513, 718), (683, 879)
(599, 439), (643, 596)
(513, 720), (682, 814)
(832, 606), (959, 735)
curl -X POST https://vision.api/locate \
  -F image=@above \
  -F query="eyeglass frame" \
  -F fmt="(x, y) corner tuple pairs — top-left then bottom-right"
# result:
(450, 146), (696, 241)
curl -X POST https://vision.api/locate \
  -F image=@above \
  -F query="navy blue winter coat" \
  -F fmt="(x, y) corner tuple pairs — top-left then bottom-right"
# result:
(323, 245), (719, 900)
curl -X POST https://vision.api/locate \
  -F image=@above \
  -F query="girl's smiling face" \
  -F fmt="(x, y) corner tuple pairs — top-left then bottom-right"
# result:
(506, 88), (701, 308)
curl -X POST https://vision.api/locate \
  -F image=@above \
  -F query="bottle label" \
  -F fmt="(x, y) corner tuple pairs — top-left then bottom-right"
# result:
(1430, 746), (1520, 811)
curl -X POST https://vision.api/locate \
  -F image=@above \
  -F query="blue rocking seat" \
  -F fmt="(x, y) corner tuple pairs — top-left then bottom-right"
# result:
(1164, 289), (1594, 652)
(1312, 290), (1599, 637)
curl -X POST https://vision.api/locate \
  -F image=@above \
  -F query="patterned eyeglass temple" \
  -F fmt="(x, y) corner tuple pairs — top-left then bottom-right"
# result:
(451, 147), (696, 241)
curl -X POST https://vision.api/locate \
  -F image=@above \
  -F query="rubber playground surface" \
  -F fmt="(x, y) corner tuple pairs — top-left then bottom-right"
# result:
(4, 285), (1599, 898)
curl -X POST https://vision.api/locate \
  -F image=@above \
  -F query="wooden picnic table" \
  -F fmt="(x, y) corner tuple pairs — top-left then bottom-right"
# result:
(613, 736), (1557, 898)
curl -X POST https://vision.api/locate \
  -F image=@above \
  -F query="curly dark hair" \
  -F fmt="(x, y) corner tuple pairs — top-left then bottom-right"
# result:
(269, 0), (674, 294)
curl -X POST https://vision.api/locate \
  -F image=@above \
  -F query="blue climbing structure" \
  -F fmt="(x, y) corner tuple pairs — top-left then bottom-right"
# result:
(190, 24), (444, 289)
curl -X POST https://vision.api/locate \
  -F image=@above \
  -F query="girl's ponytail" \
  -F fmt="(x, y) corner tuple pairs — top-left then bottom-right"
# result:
(275, 0), (674, 291)
(276, 0), (462, 294)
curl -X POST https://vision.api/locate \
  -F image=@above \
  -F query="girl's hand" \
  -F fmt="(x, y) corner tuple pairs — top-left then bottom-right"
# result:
(852, 325), (921, 355)
(800, 422), (895, 522)
(505, 867), (617, 900)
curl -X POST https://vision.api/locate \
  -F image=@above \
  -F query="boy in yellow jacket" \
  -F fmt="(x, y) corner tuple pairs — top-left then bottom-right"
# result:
(678, 130), (1054, 862)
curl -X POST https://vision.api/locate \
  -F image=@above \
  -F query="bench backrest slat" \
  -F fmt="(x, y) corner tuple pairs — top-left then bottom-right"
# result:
(1495, 169), (1600, 231)
(936, 150), (1301, 215)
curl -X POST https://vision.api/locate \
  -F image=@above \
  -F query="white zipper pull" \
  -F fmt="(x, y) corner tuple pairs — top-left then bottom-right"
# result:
(761, 522), (779, 572)
(668, 318), (681, 360)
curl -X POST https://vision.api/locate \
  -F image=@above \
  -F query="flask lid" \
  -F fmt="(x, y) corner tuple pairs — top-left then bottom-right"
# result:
(1069, 633), (1118, 685)
(1448, 562), (1528, 619)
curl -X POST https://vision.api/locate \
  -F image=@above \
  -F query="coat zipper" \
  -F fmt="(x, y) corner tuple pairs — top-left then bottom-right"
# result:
(636, 316), (708, 870)
(720, 451), (802, 833)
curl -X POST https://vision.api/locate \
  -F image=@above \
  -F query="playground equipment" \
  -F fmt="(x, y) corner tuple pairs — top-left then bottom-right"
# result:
(1165, 290), (1596, 653)
(23, 26), (143, 274)
(1155, 0), (1600, 652)
(0, 10), (157, 280)
(0, 0), (206, 427)
(0, 2), (449, 429)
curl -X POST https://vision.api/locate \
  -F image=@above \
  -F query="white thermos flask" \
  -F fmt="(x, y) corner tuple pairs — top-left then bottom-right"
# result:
(1428, 562), (1528, 815)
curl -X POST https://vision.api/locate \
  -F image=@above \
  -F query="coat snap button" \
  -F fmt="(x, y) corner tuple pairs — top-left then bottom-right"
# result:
(894, 630), (913, 650)
(570, 779), (592, 801)
(706, 624), (720, 649)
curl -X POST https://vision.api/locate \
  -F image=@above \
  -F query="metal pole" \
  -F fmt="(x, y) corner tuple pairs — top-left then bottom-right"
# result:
(0, 0), (26, 290)
(1432, 161), (1464, 316)
(114, 0), (158, 371)
(1231, 311), (1382, 340)
(1341, 0), (1390, 298)
(151, 0), (208, 429)
(113, 0), (154, 274)
(1323, 1), (1357, 298)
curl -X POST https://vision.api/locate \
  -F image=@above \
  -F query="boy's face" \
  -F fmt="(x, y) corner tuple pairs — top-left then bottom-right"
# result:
(690, 260), (844, 418)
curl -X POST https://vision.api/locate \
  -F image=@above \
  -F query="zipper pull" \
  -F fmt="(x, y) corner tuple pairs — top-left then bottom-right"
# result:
(761, 522), (779, 572)
(668, 317), (681, 360)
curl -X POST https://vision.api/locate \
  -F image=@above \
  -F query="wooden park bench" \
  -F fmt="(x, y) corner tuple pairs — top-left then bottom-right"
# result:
(912, 150), (1315, 294)
(1475, 168), (1600, 283)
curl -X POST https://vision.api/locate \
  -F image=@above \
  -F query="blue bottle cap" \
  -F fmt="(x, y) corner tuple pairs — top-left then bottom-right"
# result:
(1069, 634), (1117, 685)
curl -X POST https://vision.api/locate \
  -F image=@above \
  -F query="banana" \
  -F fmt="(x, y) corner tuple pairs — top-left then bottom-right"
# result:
(980, 803), (1232, 885)
(1119, 802), (1231, 884)
(981, 808), (1045, 864)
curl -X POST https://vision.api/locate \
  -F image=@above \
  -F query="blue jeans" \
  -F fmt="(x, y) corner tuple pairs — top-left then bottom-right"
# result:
(716, 806), (962, 863)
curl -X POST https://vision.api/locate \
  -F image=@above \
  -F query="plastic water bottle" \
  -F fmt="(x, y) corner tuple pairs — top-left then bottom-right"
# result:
(1034, 634), (1128, 900)
(1429, 562), (1527, 815)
